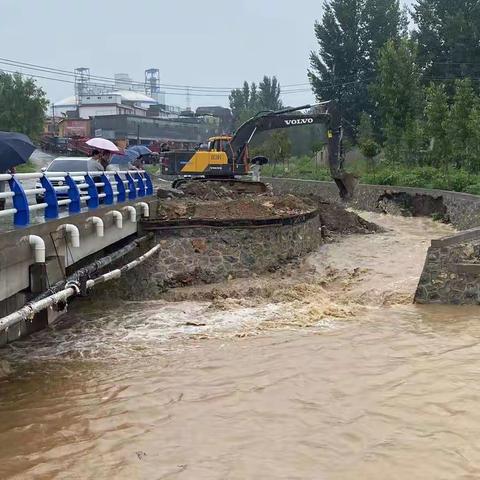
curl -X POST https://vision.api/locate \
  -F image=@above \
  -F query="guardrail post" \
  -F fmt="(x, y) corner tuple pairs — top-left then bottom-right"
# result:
(135, 172), (146, 197)
(100, 173), (114, 205)
(8, 176), (29, 226)
(125, 173), (137, 200)
(39, 175), (58, 219)
(65, 174), (81, 214)
(114, 173), (126, 202)
(84, 174), (99, 209)
(144, 171), (153, 195)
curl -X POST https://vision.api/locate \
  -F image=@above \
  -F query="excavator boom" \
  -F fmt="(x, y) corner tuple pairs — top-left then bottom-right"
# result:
(230, 102), (356, 199)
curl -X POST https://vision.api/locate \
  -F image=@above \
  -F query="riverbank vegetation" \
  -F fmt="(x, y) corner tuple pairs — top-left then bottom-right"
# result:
(234, 0), (480, 193)
(0, 72), (48, 141)
(263, 158), (480, 195)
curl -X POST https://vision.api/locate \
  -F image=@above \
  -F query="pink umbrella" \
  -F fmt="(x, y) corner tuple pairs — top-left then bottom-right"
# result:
(86, 137), (120, 152)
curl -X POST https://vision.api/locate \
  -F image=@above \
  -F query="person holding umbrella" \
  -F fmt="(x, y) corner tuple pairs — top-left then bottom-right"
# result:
(89, 149), (113, 171)
(0, 132), (36, 210)
(85, 138), (120, 202)
(126, 145), (152, 170)
(85, 138), (120, 172)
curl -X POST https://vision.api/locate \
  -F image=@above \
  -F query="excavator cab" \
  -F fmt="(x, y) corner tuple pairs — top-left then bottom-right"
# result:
(207, 136), (232, 152)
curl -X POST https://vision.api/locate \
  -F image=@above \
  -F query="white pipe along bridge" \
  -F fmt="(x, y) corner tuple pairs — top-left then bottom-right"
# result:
(0, 169), (158, 345)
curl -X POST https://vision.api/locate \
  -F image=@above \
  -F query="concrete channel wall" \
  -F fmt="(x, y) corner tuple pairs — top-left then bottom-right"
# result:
(266, 177), (480, 230)
(118, 211), (323, 298)
(267, 177), (480, 305)
(415, 228), (480, 304)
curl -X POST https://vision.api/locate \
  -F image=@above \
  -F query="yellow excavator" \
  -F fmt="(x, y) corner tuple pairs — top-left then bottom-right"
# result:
(161, 101), (356, 199)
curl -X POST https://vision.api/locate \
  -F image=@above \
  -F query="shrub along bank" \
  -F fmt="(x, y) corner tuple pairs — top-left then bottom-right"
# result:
(263, 156), (480, 195)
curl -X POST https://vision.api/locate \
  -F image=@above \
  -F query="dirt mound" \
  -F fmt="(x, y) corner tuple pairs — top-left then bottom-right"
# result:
(156, 194), (315, 221)
(318, 201), (382, 234)
(155, 185), (381, 234)
(178, 181), (245, 200)
(194, 195), (313, 219)
(307, 195), (382, 235)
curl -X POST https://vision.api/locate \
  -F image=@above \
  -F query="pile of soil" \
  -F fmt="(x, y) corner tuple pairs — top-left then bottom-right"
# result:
(156, 194), (315, 221)
(315, 200), (382, 234)
(178, 181), (247, 201)
(155, 182), (381, 235)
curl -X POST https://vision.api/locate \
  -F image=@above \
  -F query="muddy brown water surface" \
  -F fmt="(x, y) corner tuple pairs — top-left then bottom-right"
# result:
(3, 212), (480, 479)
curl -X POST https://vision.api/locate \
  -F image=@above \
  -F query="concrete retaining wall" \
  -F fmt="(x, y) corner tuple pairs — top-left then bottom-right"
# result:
(266, 177), (480, 305)
(120, 213), (322, 298)
(415, 228), (480, 304)
(266, 177), (480, 230)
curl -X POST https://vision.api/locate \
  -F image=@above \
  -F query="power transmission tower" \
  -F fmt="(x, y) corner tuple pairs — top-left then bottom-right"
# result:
(74, 67), (90, 103)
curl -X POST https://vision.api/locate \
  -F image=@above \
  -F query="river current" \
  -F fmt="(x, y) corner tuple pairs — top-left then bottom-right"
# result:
(2, 213), (480, 479)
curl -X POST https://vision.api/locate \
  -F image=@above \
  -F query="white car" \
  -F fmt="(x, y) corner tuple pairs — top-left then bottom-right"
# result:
(35, 157), (98, 203)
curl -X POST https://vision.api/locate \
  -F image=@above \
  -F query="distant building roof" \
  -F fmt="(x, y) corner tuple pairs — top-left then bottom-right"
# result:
(54, 90), (156, 108)
(102, 90), (156, 103)
(54, 95), (77, 108)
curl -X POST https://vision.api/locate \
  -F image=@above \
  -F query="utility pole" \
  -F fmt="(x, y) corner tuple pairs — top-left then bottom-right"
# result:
(186, 86), (191, 111)
(52, 104), (56, 136)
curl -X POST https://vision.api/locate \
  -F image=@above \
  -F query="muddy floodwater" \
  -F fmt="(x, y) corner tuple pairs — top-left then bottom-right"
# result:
(3, 213), (480, 479)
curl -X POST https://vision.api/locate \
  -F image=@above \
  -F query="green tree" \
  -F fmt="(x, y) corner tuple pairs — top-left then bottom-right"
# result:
(468, 98), (480, 172)
(309, 0), (364, 128)
(358, 111), (375, 144)
(424, 83), (450, 168)
(229, 81), (258, 126)
(257, 76), (282, 111)
(412, 0), (480, 87)
(360, 0), (405, 77)
(309, 0), (404, 129)
(0, 72), (48, 140)
(357, 112), (380, 170)
(449, 79), (476, 170)
(229, 76), (282, 127)
(401, 116), (425, 166)
(251, 131), (292, 172)
(371, 39), (424, 164)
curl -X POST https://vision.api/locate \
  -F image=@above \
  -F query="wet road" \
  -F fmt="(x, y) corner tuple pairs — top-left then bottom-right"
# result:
(3, 213), (480, 479)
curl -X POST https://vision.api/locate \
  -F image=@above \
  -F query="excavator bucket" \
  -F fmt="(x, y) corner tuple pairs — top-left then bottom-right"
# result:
(333, 172), (358, 200)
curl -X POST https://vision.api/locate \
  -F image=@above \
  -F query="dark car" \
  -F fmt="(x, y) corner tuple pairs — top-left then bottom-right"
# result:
(35, 157), (97, 204)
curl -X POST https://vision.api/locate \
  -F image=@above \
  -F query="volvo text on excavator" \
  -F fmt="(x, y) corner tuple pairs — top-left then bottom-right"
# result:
(161, 102), (357, 199)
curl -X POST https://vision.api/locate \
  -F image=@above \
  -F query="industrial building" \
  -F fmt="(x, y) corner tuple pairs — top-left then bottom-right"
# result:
(49, 67), (228, 147)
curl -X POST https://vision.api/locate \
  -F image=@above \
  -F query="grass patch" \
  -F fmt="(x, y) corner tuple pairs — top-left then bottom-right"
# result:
(263, 155), (332, 181)
(361, 164), (480, 193)
(144, 164), (160, 176)
(15, 160), (36, 173)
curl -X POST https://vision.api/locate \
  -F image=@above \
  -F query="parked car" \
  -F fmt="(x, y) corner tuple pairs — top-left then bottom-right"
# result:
(35, 157), (95, 204)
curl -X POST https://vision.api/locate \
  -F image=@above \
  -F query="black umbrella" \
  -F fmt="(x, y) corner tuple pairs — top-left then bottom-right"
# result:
(0, 131), (36, 172)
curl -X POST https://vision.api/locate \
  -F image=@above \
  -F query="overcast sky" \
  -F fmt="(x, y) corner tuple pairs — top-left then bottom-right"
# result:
(1, 0), (413, 110)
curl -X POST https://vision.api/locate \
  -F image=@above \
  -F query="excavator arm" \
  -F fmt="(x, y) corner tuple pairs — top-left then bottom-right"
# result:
(230, 102), (357, 199)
